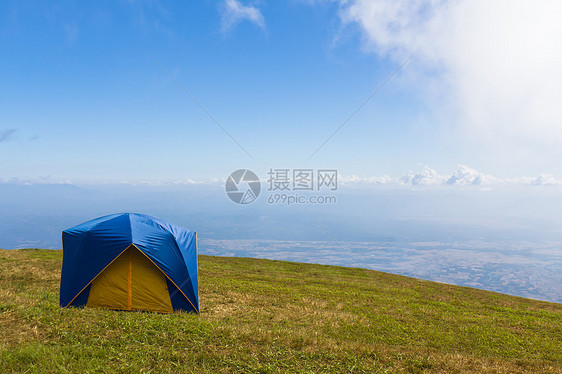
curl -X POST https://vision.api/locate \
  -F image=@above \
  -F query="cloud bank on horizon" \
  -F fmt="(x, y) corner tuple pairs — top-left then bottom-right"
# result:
(338, 0), (562, 146)
(340, 165), (562, 187)
(2, 165), (560, 187)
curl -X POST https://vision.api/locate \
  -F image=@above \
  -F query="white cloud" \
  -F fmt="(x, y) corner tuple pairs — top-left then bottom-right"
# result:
(220, 0), (265, 32)
(340, 174), (394, 185)
(339, 0), (562, 145)
(445, 165), (501, 185)
(396, 164), (499, 186)
(517, 174), (562, 186)
(531, 175), (562, 186)
(115, 178), (225, 186)
(400, 165), (446, 185)
(0, 177), (73, 185)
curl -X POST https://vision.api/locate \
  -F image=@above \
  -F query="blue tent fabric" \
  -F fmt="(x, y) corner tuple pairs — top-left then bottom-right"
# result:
(60, 213), (199, 313)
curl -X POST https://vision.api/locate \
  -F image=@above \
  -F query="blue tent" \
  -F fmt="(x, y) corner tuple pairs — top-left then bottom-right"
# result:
(60, 213), (199, 313)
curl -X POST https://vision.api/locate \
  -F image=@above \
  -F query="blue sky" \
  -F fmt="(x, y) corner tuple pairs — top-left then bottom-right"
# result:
(1, 0), (562, 183)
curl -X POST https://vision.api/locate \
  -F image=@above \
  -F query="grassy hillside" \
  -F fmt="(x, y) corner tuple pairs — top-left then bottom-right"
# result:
(0, 249), (561, 373)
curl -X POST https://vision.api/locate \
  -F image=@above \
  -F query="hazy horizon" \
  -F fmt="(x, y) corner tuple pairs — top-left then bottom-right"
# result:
(1, 180), (561, 303)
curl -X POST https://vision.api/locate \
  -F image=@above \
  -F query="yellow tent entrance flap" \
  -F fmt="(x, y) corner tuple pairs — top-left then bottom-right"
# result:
(86, 245), (173, 313)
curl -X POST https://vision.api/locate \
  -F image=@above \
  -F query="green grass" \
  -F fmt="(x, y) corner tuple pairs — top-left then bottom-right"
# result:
(1, 249), (561, 373)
